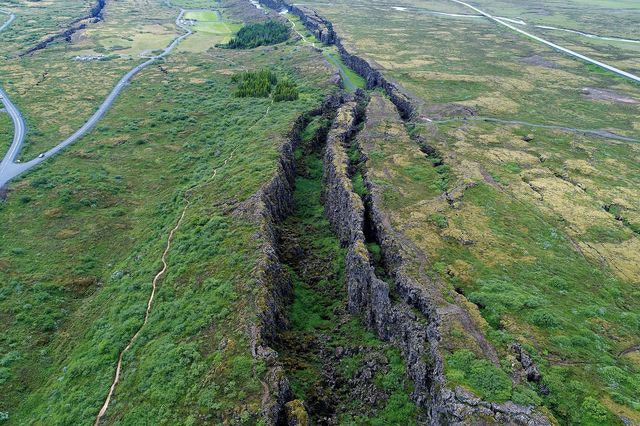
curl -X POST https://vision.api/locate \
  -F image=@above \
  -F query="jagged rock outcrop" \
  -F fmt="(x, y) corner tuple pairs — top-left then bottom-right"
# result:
(321, 94), (550, 425)
(243, 94), (342, 424)
(322, 98), (445, 422)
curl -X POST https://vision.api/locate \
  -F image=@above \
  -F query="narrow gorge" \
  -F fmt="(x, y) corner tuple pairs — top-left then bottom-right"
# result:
(249, 0), (555, 423)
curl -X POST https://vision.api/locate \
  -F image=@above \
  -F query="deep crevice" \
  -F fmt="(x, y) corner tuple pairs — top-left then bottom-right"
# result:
(22, 0), (107, 56)
(272, 101), (420, 424)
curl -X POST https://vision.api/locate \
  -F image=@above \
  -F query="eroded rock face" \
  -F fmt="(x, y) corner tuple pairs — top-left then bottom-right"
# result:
(244, 94), (341, 424)
(321, 98), (445, 423)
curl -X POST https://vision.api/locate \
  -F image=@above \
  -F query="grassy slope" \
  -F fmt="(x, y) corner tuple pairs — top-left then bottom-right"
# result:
(0, 5), (336, 425)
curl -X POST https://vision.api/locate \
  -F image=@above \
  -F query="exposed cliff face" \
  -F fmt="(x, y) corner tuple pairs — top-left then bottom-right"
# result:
(323, 97), (445, 423)
(243, 94), (342, 424)
(260, 0), (334, 44)
(321, 94), (550, 425)
(250, 1), (552, 423)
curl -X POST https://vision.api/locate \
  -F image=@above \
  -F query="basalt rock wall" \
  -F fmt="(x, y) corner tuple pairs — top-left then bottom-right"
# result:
(245, 94), (342, 424)
(258, 0), (416, 119)
(259, 0), (334, 44)
(322, 98), (445, 423)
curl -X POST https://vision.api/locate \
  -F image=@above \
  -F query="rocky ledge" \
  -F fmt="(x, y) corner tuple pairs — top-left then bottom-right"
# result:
(241, 94), (342, 423)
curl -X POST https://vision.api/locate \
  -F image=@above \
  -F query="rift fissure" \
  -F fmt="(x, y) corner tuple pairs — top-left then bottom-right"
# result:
(271, 101), (420, 424)
(253, 0), (553, 423)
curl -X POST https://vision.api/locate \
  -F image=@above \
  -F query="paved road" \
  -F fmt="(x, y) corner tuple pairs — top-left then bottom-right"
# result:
(449, 0), (640, 84)
(0, 9), (15, 32)
(0, 9), (192, 188)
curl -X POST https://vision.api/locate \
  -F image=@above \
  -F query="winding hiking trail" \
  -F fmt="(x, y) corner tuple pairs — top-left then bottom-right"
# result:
(94, 205), (188, 425)
(282, 10), (315, 48)
(95, 151), (235, 425)
(0, 6), (193, 188)
(94, 98), (272, 423)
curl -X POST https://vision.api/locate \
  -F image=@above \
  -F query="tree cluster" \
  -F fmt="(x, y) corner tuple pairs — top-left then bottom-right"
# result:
(232, 69), (298, 102)
(218, 21), (289, 49)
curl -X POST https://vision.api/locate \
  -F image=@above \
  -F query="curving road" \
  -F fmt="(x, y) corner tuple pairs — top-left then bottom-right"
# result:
(449, 0), (640, 84)
(0, 8), (192, 188)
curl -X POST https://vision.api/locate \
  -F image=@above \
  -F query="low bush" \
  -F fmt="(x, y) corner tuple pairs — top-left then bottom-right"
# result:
(446, 349), (512, 402)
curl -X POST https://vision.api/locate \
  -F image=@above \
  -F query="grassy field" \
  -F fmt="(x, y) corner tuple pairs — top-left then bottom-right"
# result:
(285, 12), (366, 92)
(0, 0), (245, 161)
(0, 0), (338, 423)
(300, 0), (640, 423)
(3, 0), (639, 423)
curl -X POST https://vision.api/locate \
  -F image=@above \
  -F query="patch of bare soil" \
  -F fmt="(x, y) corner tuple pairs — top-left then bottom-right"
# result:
(521, 55), (558, 69)
(420, 103), (477, 120)
(581, 87), (639, 104)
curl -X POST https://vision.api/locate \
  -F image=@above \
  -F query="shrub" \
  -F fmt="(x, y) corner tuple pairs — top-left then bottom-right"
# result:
(580, 396), (610, 424)
(447, 350), (512, 401)
(511, 385), (542, 406)
(428, 213), (448, 229)
(31, 177), (54, 189)
(530, 310), (559, 328)
(218, 21), (289, 49)
(272, 80), (299, 102)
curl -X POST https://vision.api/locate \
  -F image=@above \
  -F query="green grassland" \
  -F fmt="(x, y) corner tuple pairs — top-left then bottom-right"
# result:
(0, 1), (338, 423)
(0, 0), (178, 160)
(0, 0), (245, 160)
(0, 0), (96, 54)
(300, 0), (640, 423)
(285, 12), (365, 92)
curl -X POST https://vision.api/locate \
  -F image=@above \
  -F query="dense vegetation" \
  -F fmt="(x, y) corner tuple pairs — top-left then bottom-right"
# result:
(0, 8), (336, 421)
(232, 69), (278, 97)
(232, 69), (299, 101)
(218, 20), (289, 49)
(272, 80), (299, 101)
